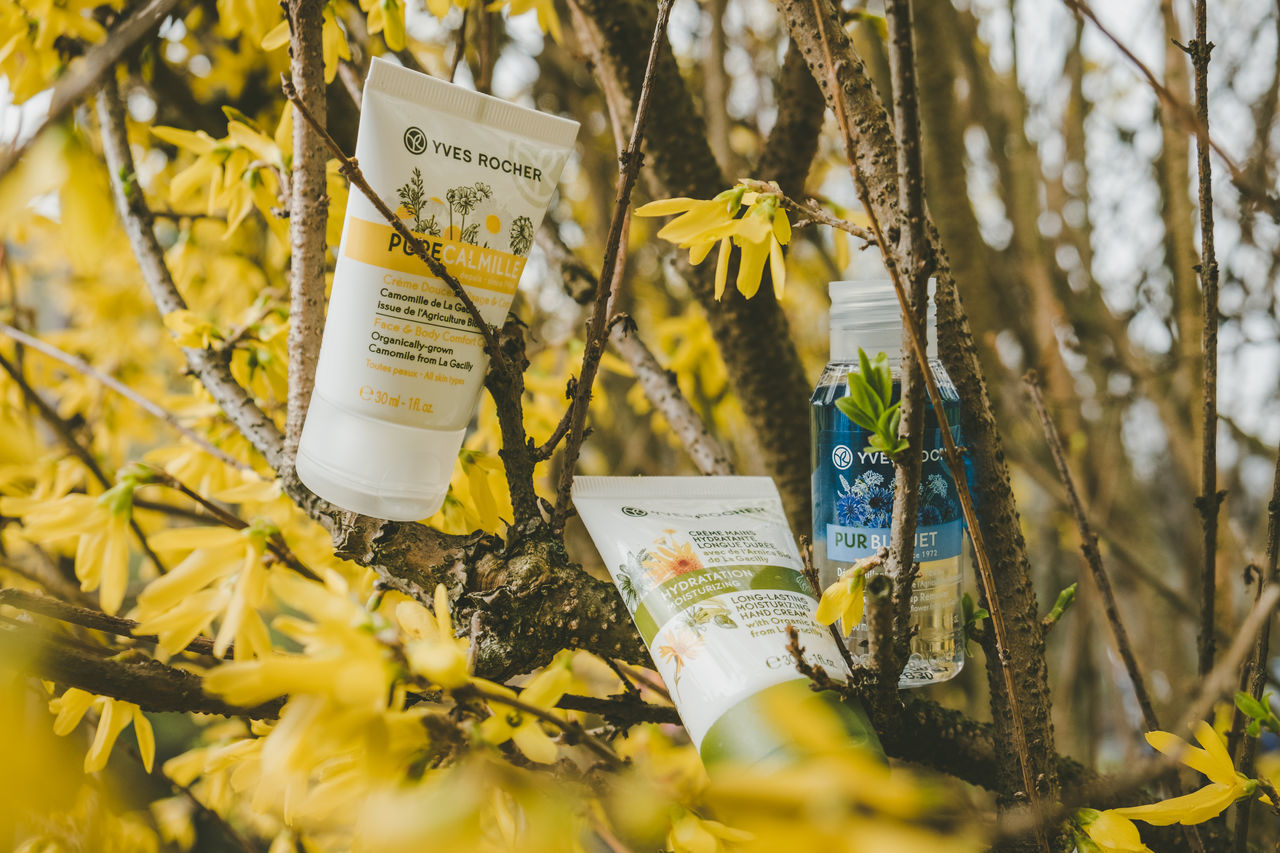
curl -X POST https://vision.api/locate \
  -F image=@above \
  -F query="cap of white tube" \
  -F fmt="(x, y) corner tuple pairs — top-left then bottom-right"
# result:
(295, 392), (464, 521)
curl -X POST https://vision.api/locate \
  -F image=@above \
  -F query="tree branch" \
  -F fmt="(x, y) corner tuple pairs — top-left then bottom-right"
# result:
(1024, 371), (1159, 732)
(569, 0), (813, 531)
(608, 317), (733, 476)
(549, 0), (675, 530)
(97, 78), (288, 472)
(1184, 0), (1224, 683)
(283, 0), (330, 471)
(0, 620), (281, 719)
(777, 0), (1059, 833)
(0, 0), (181, 182)
(883, 0), (931, 688)
(0, 587), (219, 657)
(0, 321), (248, 471)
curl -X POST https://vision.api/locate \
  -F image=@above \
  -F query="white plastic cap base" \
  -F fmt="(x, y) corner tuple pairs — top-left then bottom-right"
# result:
(296, 392), (464, 521)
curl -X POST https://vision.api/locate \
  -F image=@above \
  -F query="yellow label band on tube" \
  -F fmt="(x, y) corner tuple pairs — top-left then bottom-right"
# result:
(343, 217), (527, 295)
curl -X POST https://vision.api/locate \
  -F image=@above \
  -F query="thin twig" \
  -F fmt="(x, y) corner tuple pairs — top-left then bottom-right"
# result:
(0, 322), (248, 470)
(466, 682), (624, 769)
(1061, 0), (1280, 218)
(610, 660), (672, 703)
(806, 0), (1045, 839)
(0, 350), (168, 576)
(800, 537), (860, 676)
(555, 692), (680, 725)
(1184, 0), (1223, 682)
(549, 0), (675, 530)
(0, 0), (181, 182)
(1024, 371), (1159, 733)
(0, 587), (219, 658)
(140, 466), (320, 580)
(97, 78), (287, 471)
(735, 180), (876, 243)
(883, 0), (931, 689)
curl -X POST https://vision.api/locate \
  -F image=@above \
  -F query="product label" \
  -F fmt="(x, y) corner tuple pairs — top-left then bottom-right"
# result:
(309, 63), (575, 432)
(815, 437), (965, 564)
(585, 498), (846, 749)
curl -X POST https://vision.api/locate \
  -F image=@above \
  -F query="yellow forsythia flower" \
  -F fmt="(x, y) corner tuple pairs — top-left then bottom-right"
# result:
(204, 571), (391, 708)
(490, 0), (562, 42)
(478, 660), (572, 764)
(667, 810), (754, 853)
(50, 688), (156, 773)
(3, 489), (134, 615)
(1111, 721), (1259, 826)
(1079, 720), (1260, 850)
(815, 558), (875, 632)
(635, 185), (791, 300)
(1078, 809), (1152, 852)
(402, 584), (471, 689)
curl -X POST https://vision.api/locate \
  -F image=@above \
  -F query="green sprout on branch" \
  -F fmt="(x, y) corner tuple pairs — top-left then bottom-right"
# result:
(1235, 691), (1280, 737)
(961, 592), (988, 657)
(835, 348), (908, 458)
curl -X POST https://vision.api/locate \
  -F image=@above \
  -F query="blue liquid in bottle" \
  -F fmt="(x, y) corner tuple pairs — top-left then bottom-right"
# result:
(811, 293), (966, 687)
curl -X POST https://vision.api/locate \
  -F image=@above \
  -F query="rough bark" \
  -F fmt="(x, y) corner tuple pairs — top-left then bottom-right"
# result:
(284, 0), (330, 468)
(776, 0), (1059, 819)
(325, 515), (647, 682)
(573, 0), (813, 534)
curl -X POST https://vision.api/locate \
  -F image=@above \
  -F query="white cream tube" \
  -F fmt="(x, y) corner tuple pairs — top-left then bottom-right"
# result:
(297, 58), (578, 520)
(573, 476), (880, 767)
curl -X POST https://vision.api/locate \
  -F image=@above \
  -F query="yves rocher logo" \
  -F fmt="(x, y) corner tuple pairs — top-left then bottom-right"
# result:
(403, 126), (427, 154)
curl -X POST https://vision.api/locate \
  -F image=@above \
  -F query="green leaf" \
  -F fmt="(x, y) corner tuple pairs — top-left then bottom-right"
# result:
(857, 348), (874, 390)
(835, 395), (876, 429)
(1248, 720), (1262, 737)
(712, 615), (738, 629)
(1236, 691), (1269, 720)
(845, 371), (881, 420)
(866, 350), (893, 402)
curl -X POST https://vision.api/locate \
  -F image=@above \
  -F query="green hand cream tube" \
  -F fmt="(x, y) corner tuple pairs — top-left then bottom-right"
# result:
(572, 476), (881, 767)
(297, 57), (578, 521)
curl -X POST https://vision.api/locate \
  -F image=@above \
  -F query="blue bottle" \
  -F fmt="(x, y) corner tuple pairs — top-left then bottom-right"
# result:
(811, 279), (965, 687)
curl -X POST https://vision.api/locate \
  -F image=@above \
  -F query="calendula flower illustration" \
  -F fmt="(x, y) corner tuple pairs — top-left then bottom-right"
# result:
(1107, 721), (1259, 826)
(815, 560), (873, 632)
(635, 183), (791, 300)
(509, 215), (534, 255)
(50, 688), (156, 773)
(656, 624), (705, 701)
(642, 538), (704, 583)
(478, 659), (572, 764)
